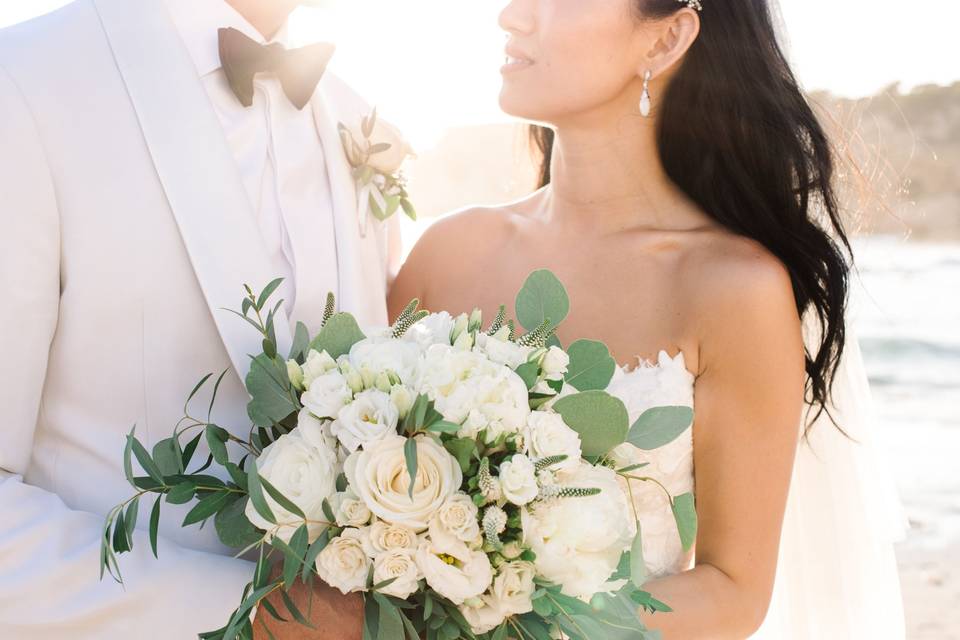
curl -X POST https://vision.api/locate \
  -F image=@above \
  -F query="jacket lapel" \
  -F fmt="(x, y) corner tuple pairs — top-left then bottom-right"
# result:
(310, 83), (390, 331)
(94, 0), (292, 379)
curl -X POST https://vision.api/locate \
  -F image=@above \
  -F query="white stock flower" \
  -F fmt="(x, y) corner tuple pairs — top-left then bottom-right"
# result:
(428, 493), (481, 549)
(331, 388), (399, 453)
(492, 560), (536, 617)
(348, 336), (422, 385)
(315, 528), (371, 594)
(301, 349), (339, 389)
(366, 521), (420, 556)
(522, 462), (636, 599)
(415, 537), (493, 605)
(498, 454), (539, 506)
(244, 426), (339, 543)
(344, 435), (462, 531)
(301, 370), (353, 420)
(330, 489), (372, 527)
(372, 549), (422, 599)
(541, 346), (570, 380)
(523, 410), (582, 470)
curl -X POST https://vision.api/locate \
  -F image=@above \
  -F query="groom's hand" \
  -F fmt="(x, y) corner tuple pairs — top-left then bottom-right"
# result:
(253, 579), (364, 640)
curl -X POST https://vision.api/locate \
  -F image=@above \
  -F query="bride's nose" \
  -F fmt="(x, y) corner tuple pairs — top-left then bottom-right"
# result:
(498, 0), (536, 36)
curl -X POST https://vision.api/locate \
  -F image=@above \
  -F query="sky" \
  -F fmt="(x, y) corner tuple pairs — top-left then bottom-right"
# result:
(2, 0), (957, 147)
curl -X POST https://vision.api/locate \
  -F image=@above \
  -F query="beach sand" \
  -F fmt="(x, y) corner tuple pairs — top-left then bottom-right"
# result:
(899, 537), (960, 639)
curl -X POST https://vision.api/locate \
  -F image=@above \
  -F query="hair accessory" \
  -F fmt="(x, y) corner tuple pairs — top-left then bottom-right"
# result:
(676, 0), (703, 10)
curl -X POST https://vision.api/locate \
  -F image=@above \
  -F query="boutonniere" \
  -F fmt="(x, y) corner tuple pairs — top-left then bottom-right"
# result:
(338, 108), (417, 237)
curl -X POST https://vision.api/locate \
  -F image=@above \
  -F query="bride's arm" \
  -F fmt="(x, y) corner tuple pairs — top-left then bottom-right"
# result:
(639, 251), (806, 640)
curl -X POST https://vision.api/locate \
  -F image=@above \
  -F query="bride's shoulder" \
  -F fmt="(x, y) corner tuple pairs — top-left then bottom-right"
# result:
(410, 195), (539, 256)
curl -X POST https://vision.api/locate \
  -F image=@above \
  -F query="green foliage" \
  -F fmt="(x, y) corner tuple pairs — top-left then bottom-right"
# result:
(564, 339), (616, 391)
(309, 312), (366, 359)
(671, 492), (698, 552)
(626, 406), (694, 450)
(515, 269), (570, 333)
(552, 390), (630, 457)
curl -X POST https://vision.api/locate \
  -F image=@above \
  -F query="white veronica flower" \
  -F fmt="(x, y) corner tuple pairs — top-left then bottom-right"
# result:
(331, 388), (399, 453)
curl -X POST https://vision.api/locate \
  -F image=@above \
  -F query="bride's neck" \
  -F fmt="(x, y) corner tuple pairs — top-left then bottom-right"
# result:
(226, 0), (298, 40)
(545, 116), (698, 233)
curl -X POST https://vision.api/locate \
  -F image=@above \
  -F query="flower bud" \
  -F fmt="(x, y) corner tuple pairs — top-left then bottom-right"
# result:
(286, 359), (304, 391)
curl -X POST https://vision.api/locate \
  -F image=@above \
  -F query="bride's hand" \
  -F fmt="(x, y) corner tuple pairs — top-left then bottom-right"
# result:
(253, 579), (364, 640)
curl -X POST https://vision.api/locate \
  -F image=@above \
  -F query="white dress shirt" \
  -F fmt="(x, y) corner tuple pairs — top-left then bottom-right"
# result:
(165, 0), (339, 323)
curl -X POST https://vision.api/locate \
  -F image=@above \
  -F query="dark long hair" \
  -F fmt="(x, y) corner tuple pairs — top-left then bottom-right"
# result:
(531, 0), (852, 427)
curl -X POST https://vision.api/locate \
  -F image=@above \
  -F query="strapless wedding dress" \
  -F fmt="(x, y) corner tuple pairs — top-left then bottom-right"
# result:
(604, 346), (906, 639)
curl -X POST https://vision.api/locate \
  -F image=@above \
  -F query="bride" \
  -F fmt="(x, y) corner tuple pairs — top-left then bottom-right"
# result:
(389, 0), (905, 637)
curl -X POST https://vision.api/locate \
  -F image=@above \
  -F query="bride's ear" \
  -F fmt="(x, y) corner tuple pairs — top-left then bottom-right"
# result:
(637, 8), (701, 78)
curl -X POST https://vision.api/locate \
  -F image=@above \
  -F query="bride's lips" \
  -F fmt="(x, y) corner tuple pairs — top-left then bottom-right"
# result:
(501, 44), (535, 74)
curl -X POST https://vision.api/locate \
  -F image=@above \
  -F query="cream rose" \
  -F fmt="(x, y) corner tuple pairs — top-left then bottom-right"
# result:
(523, 410), (582, 470)
(415, 538), (493, 605)
(366, 521), (419, 556)
(330, 489), (372, 527)
(352, 117), (414, 175)
(491, 561), (536, 617)
(301, 370), (353, 420)
(428, 493), (481, 549)
(315, 529), (371, 594)
(331, 388), (399, 453)
(244, 423), (339, 543)
(344, 435), (462, 531)
(498, 454), (539, 506)
(372, 549), (422, 599)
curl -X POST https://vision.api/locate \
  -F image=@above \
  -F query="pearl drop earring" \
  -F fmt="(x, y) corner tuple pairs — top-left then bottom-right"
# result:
(639, 70), (652, 118)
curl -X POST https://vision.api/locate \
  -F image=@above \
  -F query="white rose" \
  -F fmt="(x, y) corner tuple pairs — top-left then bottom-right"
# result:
(344, 435), (462, 531)
(541, 346), (570, 380)
(372, 549), (422, 599)
(330, 489), (372, 527)
(523, 411), (582, 470)
(416, 538), (493, 604)
(244, 427), (339, 543)
(352, 117), (414, 175)
(403, 311), (455, 349)
(429, 493), (481, 549)
(348, 336), (422, 386)
(459, 594), (506, 634)
(301, 370), (353, 420)
(315, 529), (371, 594)
(522, 463), (636, 599)
(491, 561), (536, 617)
(366, 521), (419, 556)
(301, 349), (338, 389)
(331, 389), (399, 453)
(474, 332), (533, 369)
(498, 454), (539, 506)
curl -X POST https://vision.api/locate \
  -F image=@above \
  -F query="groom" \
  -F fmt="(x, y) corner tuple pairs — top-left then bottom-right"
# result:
(0, 0), (398, 637)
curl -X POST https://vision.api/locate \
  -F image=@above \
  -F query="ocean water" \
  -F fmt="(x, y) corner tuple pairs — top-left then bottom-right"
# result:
(853, 237), (960, 548)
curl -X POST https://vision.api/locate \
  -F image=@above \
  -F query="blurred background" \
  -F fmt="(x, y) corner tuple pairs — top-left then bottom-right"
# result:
(3, 1), (959, 637)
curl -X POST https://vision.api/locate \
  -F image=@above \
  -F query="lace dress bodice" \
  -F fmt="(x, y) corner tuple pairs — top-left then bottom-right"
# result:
(606, 351), (696, 578)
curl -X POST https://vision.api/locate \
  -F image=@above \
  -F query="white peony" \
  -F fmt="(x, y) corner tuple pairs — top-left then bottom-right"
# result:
(428, 493), (481, 549)
(330, 489), (372, 527)
(331, 388), (399, 453)
(540, 346), (570, 380)
(492, 560), (536, 617)
(498, 454), (539, 506)
(301, 349), (339, 389)
(459, 594), (506, 634)
(366, 521), (420, 556)
(415, 537), (493, 605)
(344, 435), (462, 532)
(403, 311), (456, 349)
(523, 410), (582, 470)
(348, 336), (422, 386)
(301, 369), (353, 420)
(315, 528), (371, 594)
(244, 422), (339, 543)
(522, 463), (636, 599)
(372, 549), (422, 599)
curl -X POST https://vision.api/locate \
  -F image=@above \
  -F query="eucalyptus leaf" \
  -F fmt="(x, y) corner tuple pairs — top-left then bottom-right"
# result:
(260, 474), (307, 520)
(671, 492), (698, 552)
(130, 438), (164, 485)
(247, 465), (277, 525)
(246, 353), (297, 428)
(404, 438), (418, 500)
(626, 406), (694, 451)
(165, 481), (196, 505)
(515, 361), (540, 390)
(290, 321), (310, 361)
(630, 525), (648, 588)
(552, 390), (630, 457)
(151, 438), (181, 476)
(182, 490), (232, 527)
(515, 269), (570, 332)
(564, 339), (616, 391)
(149, 497), (161, 558)
(444, 438), (476, 474)
(309, 312), (366, 359)
(215, 495), (263, 548)
(257, 277), (285, 311)
(205, 424), (230, 466)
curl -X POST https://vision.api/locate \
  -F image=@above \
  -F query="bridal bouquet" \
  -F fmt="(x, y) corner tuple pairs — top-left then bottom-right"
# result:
(101, 270), (696, 640)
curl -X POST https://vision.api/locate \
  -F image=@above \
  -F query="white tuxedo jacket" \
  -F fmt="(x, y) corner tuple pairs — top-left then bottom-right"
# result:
(0, 0), (400, 637)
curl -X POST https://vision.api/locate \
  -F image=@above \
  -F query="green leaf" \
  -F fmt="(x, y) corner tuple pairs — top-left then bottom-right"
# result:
(404, 438), (418, 500)
(515, 361), (540, 390)
(443, 438), (476, 474)
(260, 474), (307, 520)
(283, 524), (309, 588)
(247, 465), (277, 525)
(149, 497), (161, 558)
(491, 623), (509, 640)
(112, 511), (129, 553)
(289, 321), (310, 361)
(263, 338), (277, 360)
(616, 463), (650, 474)
(165, 481), (196, 505)
(246, 354), (297, 428)
(185, 372), (215, 411)
(180, 432), (203, 470)
(630, 525), (647, 588)
(308, 312), (366, 360)
(123, 426), (136, 485)
(626, 406), (694, 450)
(425, 421), (461, 435)
(124, 499), (139, 546)
(552, 390), (630, 457)
(257, 277), (285, 311)
(130, 437), (165, 485)
(400, 198), (417, 221)
(205, 424), (230, 466)
(279, 588), (314, 628)
(215, 494), (264, 548)
(515, 269), (570, 332)
(373, 594), (404, 640)
(207, 368), (230, 422)
(182, 490), (232, 527)
(302, 530), (330, 581)
(564, 340), (616, 391)
(671, 492), (698, 552)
